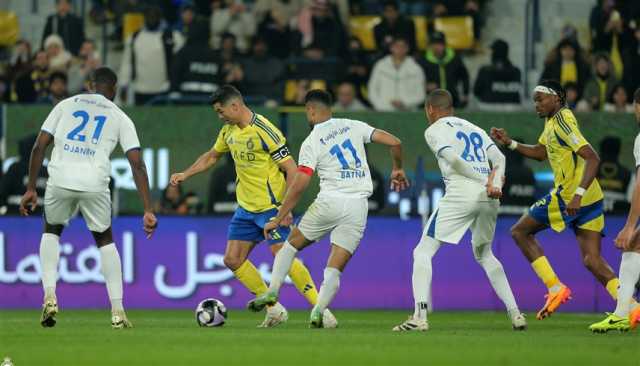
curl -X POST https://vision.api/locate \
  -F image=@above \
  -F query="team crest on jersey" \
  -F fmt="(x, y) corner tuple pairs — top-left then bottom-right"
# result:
(227, 136), (234, 145)
(246, 138), (254, 150)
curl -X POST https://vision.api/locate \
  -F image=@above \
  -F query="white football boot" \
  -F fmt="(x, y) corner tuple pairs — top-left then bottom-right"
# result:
(111, 309), (133, 329)
(392, 316), (429, 332)
(258, 302), (289, 328)
(322, 309), (338, 328)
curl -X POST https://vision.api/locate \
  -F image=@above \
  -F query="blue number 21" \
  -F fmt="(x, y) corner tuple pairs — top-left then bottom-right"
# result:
(66, 110), (107, 144)
(456, 131), (485, 162)
(330, 138), (362, 169)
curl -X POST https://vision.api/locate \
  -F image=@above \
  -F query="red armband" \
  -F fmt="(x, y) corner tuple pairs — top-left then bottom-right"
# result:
(298, 165), (314, 176)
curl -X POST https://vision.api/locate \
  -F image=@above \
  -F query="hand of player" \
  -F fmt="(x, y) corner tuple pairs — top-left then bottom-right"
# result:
(565, 195), (581, 216)
(143, 211), (158, 239)
(170, 172), (186, 186)
(390, 169), (409, 192)
(263, 219), (281, 240)
(485, 169), (503, 199)
(19, 189), (38, 216)
(280, 212), (293, 227)
(489, 127), (511, 146)
(614, 224), (636, 250)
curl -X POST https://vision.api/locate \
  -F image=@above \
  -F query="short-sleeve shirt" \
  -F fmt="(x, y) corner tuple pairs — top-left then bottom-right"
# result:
(212, 112), (292, 212)
(537, 108), (603, 205)
(41, 94), (140, 192)
(298, 118), (375, 199)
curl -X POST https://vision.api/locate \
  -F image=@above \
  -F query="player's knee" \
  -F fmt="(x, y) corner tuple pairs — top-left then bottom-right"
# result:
(472, 243), (492, 264)
(510, 225), (527, 244)
(581, 253), (598, 271)
(413, 244), (430, 262)
(223, 255), (243, 271)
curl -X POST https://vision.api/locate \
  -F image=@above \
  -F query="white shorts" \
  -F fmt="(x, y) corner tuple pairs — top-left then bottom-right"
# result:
(297, 196), (368, 254)
(44, 184), (112, 232)
(423, 197), (499, 246)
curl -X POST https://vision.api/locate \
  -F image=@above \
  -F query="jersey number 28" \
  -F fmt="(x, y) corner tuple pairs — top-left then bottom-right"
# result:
(456, 131), (485, 162)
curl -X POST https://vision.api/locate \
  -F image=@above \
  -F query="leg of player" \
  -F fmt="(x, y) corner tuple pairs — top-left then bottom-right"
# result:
(247, 228), (313, 311)
(224, 240), (288, 327)
(92, 228), (132, 329)
(575, 228), (619, 298)
(309, 244), (351, 329)
(393, 235), (439, 332)
(511, 214), (571, 319)
(39, 223), (64, 327)
(473, 242), (526, 330)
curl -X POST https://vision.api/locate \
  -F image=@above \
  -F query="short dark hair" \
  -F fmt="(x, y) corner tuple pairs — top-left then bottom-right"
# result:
(538, 79), (566, 105)
(90, 66), (117, 86)
(383, 1), (399, 10)
(304, 89), (333, 106)
(634, 88), (640, 104)
(211, 85), (243, 105)
(426, 89), (453, 110)
(49, 71), (67, 84)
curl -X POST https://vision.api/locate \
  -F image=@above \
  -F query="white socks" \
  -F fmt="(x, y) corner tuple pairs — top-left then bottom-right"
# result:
(614, 252), (640, 317)
(315, 267), (341, 313)
(412, 236), (441, 320)
(39, 233), (60, 299)
(473, 242), (520, 315)
(269, 241), (298, 293)
(99, 243), (124, 311)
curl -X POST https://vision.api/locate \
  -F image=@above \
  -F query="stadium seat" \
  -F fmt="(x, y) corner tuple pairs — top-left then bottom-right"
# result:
(411, 16), (428, 50)
(0, 11), (19, 46)
(349, 16), (381, 51)
(123, 13), (144, 42)
(284, 80), (327, 104)
(432, 16), (475, 50)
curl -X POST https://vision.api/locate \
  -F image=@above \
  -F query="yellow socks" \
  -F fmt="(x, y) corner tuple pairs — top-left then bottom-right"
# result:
(605, 278), (619, 300)
(531, 256), (561, 289)
(289, 258), (319, 305)
(233, 260), (268, 296)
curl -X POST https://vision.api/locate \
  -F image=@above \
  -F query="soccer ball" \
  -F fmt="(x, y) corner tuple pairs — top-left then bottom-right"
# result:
(195, 298), (227, 327)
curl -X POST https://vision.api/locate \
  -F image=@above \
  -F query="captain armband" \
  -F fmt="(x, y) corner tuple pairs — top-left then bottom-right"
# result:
(271, 145), (291, 162)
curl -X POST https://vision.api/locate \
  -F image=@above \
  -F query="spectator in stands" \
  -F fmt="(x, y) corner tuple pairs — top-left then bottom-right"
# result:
(156, 184), (189, 215)
(44, 34), (72, 72)
(237, 36), (285, 104)
(174, 3), (208, 39)
(12, 50), (50, 103)
(42, 0), (86, 56)
(473, 39), (522, 110)
(624, 18), (640, 97)
(333, 82), (368, 111)
(500, 142), (536, 215)
(597, 136), (631, 214)
(342, 36), (370, 101)
(374, 1), (417, 54)
(564, 82), (583, 111)
(257, 7), (294, 59)
(422, 31), (469, 108)
(210, 0), (256, 53)
(38, 72), (68, 105)
(294, 0), (347, 59)
(9, 40), (32, 78)
(368, 37), (425, 111)
(604, 84), (634, 112)
(583, 53), (618, 111)
(590, 0), (625, 79)
(171, 21), (221, 97)
(254, 0), (304, 24)
(0, 134), (47, 215)
(119, 6), (185, 105)
(68, 39), (102, 95)
(207, 155), (237, 214)
(217, 33), (244, 87)
(540, 39), (590, 98)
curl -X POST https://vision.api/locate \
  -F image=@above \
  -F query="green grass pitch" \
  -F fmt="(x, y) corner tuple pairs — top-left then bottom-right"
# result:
(1, 310), (638, 366)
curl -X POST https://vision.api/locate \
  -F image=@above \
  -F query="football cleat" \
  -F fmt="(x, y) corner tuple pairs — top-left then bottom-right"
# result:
(111, 310), (133, 329)
(247, 291), (278, 313)
(511, 313), (527, 331)
(309, 307), (323, 329)
(258, 302), (288, 328)
(630, 305), (640, 330)
(392, 316), (429, 332)
(323, 309), (338, 329)
(536, 285), (572, 320)
(589, 313), (630, 333)
(40, 296), (58, 328)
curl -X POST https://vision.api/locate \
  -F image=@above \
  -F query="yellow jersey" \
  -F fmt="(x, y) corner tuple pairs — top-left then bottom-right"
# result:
(537, 108), (603, 206)
(212, 113), (292, 213)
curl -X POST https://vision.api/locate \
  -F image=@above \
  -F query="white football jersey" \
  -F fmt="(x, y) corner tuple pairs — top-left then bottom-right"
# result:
(424, 116), (494, 200)
(298, 118), (375, 199)
(41, 94), (141, 192)
(634, 133), (640, 168)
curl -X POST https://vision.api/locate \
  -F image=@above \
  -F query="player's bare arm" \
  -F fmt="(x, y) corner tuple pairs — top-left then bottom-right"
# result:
(617, 166), (640, 250)
(370, 129), (409, 192)
(277, 158), (297, 227)
(127, 148), (158, 238)
(490, 127), (547, 162)
(171, 149), (222, 185)
(20, 131), (53, 216)
(565, 145), (600, 216)
(263, 172), (312, 239)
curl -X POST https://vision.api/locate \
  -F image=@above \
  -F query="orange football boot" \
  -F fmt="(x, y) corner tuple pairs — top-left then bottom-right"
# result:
(536, 285), (572, 320)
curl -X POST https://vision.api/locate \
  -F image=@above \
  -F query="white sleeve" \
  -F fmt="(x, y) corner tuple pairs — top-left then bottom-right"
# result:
(487, 144), (506, 188)
(439, 147), (485, 182)
(367, 63), (385, 111)
(634, 136), (640, 168)
(298, 138), (317, 171)
(41, 102), (64, 135)
(424, 126), (450, 157)
(118, 112), (141, 153)
(353, 120), (375, 143)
